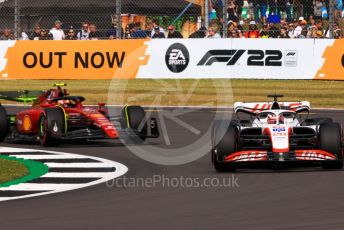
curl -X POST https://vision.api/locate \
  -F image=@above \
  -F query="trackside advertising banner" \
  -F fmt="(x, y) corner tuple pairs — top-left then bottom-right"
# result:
(0, 39), (343, 80)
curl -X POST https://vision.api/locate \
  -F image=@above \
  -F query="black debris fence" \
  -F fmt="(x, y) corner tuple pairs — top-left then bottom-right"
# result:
(0, 0), (203, 39)
(0, 0), (342, 40)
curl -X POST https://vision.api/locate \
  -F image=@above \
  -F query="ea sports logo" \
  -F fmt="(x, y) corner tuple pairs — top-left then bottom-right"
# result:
(165, 43), (189, 73)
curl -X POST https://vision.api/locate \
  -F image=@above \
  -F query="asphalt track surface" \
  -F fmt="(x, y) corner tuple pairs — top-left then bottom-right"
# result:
(2, 107), (344, 230)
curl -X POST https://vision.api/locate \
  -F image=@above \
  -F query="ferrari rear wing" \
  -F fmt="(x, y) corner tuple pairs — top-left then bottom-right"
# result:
(234, 101), (310, 115)
(0, 90), (45, 103)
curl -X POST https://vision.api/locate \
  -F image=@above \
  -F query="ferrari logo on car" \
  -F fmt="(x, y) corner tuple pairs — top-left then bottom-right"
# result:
(53, 122), (58, 132)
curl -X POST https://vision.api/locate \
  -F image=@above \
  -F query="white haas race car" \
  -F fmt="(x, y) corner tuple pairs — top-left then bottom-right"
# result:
(211, 95), (343, 172)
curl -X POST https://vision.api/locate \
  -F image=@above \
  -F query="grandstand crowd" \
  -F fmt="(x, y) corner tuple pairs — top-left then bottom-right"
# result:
(0, 0), (343, 40)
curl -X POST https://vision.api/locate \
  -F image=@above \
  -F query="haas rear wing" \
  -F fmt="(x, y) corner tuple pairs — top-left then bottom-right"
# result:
(234, 101), (310, 115)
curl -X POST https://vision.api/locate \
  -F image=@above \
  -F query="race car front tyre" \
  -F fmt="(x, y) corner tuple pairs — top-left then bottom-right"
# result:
(122, 105), (147, 144)
(212, 122), (238, 172)
(39, 107), (66, 147)
(319, 123), (343, 170)
(0, 106), (9, 142)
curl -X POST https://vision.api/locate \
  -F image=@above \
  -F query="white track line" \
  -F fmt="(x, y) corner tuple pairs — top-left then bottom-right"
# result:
(0, 147), (128, 202)
(7, 155), (92, 160)
(0, 184), (79, 191)
(45, 163), (115, 168)
(42, 172), (115, 178)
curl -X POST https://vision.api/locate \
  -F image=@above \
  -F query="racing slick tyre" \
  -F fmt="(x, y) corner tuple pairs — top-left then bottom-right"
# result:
(122, 105), (147, 144)
(212, 120), (238, 172)
(313, 117), (333, 125)
(39, 107), (66, 147)
(0, 105), (9, 142)
(319, 123), (343, 170)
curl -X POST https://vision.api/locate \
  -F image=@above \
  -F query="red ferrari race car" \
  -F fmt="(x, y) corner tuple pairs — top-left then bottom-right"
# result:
(211, 95), (344, 172)
(0, 84), (159, 146)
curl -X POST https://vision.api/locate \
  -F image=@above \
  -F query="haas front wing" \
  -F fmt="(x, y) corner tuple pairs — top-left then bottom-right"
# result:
(224, 126), (340, 164)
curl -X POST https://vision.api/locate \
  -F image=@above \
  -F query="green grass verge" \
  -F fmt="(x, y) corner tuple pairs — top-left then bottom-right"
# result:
(0, 79), (344, 108)
(0, 157), (29, 184)
(0, 155), (49, 188)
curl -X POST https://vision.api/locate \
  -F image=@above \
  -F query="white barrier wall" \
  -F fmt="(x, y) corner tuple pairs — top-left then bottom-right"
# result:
(0, 39), (343, 80)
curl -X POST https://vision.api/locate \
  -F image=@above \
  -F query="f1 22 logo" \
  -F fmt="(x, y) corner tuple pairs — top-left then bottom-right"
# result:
(198, 49), (283, 67)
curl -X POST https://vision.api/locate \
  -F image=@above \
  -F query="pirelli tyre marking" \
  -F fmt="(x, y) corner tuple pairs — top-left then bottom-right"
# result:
(0, 147), (128, 202)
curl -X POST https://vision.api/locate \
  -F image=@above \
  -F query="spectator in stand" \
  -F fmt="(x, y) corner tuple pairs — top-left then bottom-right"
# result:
(335, 0), (343, 19)
(307, 25), (317, 38)
(0, 29), (15, 40)
(314, 19), (325, 37)
(308, 16), (316, 28)
(152, 26), (165, 39)
(227, 0), (238, 22)
(245, 21), (260, 38)
(287, 22), (296, 38)
(279, 0), (293, 22)
(313, 0), (323, 20)
(269, 23), (279, 37)
(278, 27), (290, 38)
(268, 0), (278, 16)
(123, 24), (132, 38)
(106, 22), (119, 39)
(205, 26), (221, 38)
(303, 0), (314, 19)
(167, 25), (183, 38)
(236, 0), (244, 20)
(88, 24), (102, 40)
(77, 22), (90, 40)
(65, 27), (77, 40)
(227, 21), (236, 37)
(150, 19), (165, 38)
(260, 24), (270, 38)
(228, 21), (243, 38)
(334, 23), (343, 38)
(39, 29), (53, 40)
(297, 27), (308, 38)
(49, 20), (65, 40)
(247, 0), (254, 21)
(315, 29), (324, 38)
(131, 22), (148, 38)
(29, 25), (42, 40)
(19, 29), (29, 40)
(189, 27), (207, 38)
(292, 17), (305, 38)
(233, 29), (244, 38)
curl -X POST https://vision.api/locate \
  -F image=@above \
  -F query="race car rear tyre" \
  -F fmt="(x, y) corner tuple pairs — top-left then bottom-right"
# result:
(39, 107), (66, 147)
(0, 106), (9, 142)
(212, 121), (238, 172)
(319, 123), (343, 170)
(122, 105), (147, 144)
(314, 117), (333, 125)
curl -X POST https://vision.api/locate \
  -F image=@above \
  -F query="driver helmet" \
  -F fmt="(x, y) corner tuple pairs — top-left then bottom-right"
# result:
(267, 114), (285, 124)
(267, 114), (277, 124)
(57, 99), (71, 108)
(278, 114), (285, 124)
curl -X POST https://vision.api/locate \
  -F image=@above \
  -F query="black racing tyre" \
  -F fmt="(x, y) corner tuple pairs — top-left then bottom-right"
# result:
(39, 107), (66, 147)
(122, 106), (147, 144)
(314, 117), (333, 125)
(319, 123), (343, 170)
(212, 121), (238, 172)
(0, 106), (9, 142)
